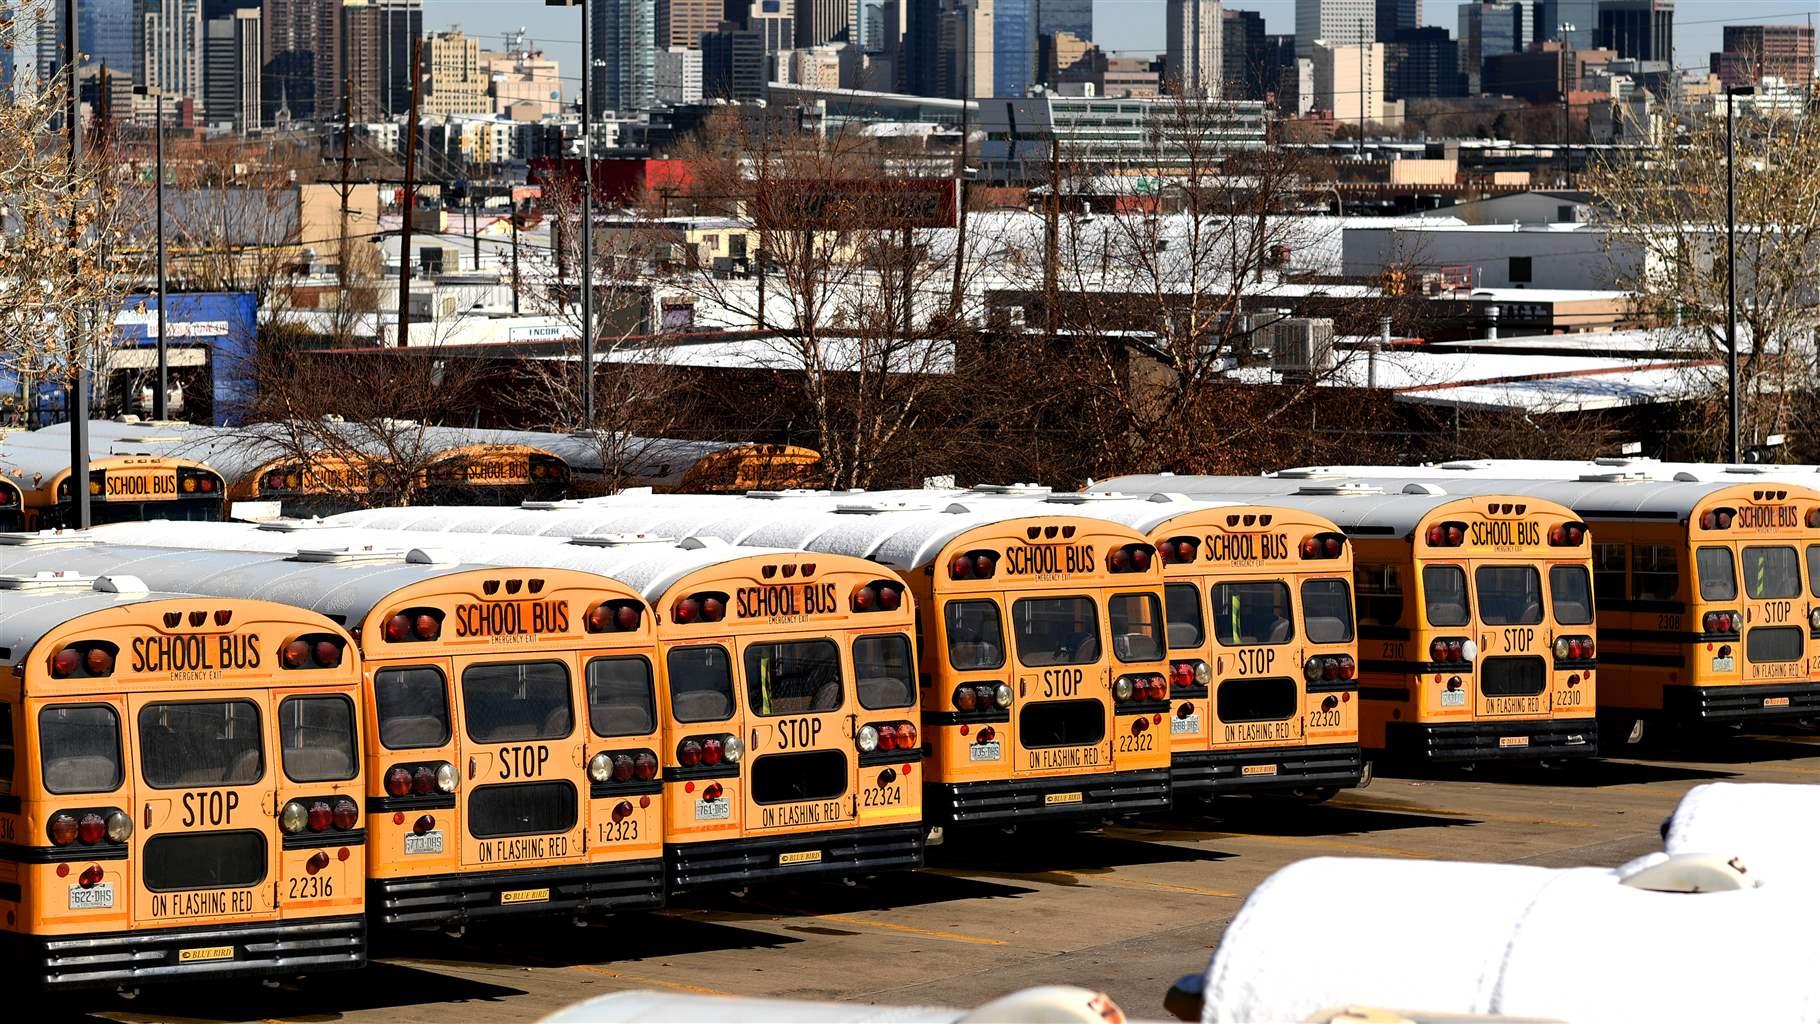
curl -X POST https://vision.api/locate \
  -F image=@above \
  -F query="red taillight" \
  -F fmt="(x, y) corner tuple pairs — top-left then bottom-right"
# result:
(1321, 659), (1338, 681)
(853, 587), (875, 612)
(616, 605), (640, 630)
(678, 739), (702, 767)
(1301, 537), (1319, 558)
(1808, 508), (1820, 529)
(1130, 546), (1152, 570)
(634, 752), (657, 780)
(612, 800), (633, 822)
(1324, 537), (1342, 557)
(612, 754), (634, 782)
(412, 766), (435, 795)
(877, 724), (898, 749)
(675, 598), (701, 624)
(1108, 548), (1131, 572)
(306, 801), (333, 832)
(1170, 662), (1194, 688)
(1447, 639), (1464, 661)
(48, 813), (79, 846)
(84, 647), (114, 675)
(1132, 716), (1148, 735)
(1430, 639), (1447, 662)
(703, 782), (724, 802)
(974, 553), (996, 577)
(385, 614), (412, 642)
(78, 864), (105, 888)
(701, 737), (724, 766)
(952, 685), (978, 712)
(51, 648), (80, 678)
(315, 640), (342, 667)
(897, 723), (917, 749)
(877, 585), (901, 610)
(587, 604), (612, 631)
(413, 614), (440, 640)
(1175, 540), (1194, 562)
(1446, 525), (1463, 545)
(385, 766), (412, 796)
(77, 813), (106, 845)
(1338, 656), (1356, 680)
(413, 814), (435, 836)
(702, 596), (726, 622)
(950, 555), (973, 579)
(200, 477), (216, 493)
(1582, 639), (1594, 658)
(1426, 525), (1444, 545)
(332, 797), (359, 830)
(283, 640), (310, 669)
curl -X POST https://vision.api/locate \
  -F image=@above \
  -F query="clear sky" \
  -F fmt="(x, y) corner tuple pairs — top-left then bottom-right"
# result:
(432, 0), (1814, 100)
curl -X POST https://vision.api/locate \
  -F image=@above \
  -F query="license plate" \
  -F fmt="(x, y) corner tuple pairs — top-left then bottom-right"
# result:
(1765, 696), (1792, 707)
(1045, 791), (1083, 805)
(68, 883), (114, 910)
(1242, 764), (1278, 776)
(178, 946), (235, 963)
(1440, 689), (1467, 707)
(779, 849), (823, 866)
(1170, 714), (1201, 735)
(404, 830), (444, 855)
(500, 888), (550, 905)
(695, 799), (731, 820)
(969, 741), (1002, 762)
(1713, 656), (1735, 672)
(1499, 735), (1530, 748)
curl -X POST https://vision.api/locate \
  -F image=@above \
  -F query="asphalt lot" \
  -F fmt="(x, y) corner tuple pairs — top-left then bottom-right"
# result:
(77, 731), (1820, 1024)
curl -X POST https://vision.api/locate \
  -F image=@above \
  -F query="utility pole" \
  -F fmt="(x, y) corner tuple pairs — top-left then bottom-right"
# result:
(470, 196), (480, 271)
(1356, 18), (1365, 158)
(153, 88), (168, 420)
(64, 0), (90, 529)
(1724, 86), (1743, 463)
(338, 77), (352, 301)
(579, 0), (596, 427)
(395, 37), (424, 348)
(510, 198), (521, 315)
(1044, 134), (1059, 344)
(949, 48), (970, 316)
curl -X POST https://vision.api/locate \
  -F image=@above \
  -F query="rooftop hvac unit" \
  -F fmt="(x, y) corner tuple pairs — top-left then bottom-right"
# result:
(1269, 317), (1335, 374)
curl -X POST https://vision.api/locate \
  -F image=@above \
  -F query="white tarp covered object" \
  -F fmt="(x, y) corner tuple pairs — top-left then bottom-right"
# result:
(1663, 782), (1820, 886)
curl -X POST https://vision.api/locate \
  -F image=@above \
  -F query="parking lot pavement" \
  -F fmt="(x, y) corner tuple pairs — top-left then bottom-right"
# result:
(77, 733), (1820, 1024)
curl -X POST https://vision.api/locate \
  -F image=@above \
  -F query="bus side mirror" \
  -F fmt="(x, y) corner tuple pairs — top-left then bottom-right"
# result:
(1164, 973), (1205, 1022)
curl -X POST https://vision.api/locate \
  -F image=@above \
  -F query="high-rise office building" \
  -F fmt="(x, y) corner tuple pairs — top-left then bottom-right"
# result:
(654, 45), (703, 101)
(1296, 0), (1373, 57)
(1385, 25), (1461, 97)
(1535, 0), (1593, 46)
(340, 0), (419, 119)
(142, 0), (205, 103)
(261, 0), (338, 122)
(1221, 9), (1266, 99)
(941, 0), (992, 98)
(994, 0), (1034, 96)
(1036, 0), (1090, 41)
(1373, 0), (1418, 40)
(702, 17), (770, 98)
(589, 0), (654, 114)
(424, 28), (487, 115)
(1166, 0), (1221, 97)
(656, 0), (719, 47)
(79, 0), (139, 80)
(203, 7), (260, 129)
(1457, 0), (1523, 92)
(1310, 38), (1383, 120)
(1712, 24), (1814, 88)
(795, 0), (856, 45)
(1595, 0), (1670, 63)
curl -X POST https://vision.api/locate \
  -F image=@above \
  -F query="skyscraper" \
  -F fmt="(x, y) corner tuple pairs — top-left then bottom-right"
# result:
(424, 28), (487, 115)
(143, 0), (206, 104)
(796, 0), (856, 45)
(1385, 25), (1461, 98)
(203, 6), (261, 130)
(80, 0), (138, 80)
(1373, 0), (1419, 40)
(1221, 8), (1267, 99)
(590, 0), (655, 114)
(1296, 0), (1373, 57)
(261, 0), (339, 123)
(1166, 0), (1221, 96)
(1458, 0), (1523, 92)
(1535, 0), (1594, 46)
(340, 0), (420, 119)
(1596, 0), (1671, 63)
(994, 0), (1034, 96)
(1036, 0), (1090, 41)
(656, 0), (719, 47)
(1713, 24), (1815, 88)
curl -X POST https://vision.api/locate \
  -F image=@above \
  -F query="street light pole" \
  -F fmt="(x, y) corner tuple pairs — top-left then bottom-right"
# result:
(579, 0), (595, 428)
(154, 90), (168, 420)
(1725, 87), (1742, 464)
(64, 0), (90, 529)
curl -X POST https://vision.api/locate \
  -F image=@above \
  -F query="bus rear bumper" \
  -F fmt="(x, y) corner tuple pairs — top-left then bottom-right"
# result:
(1171, 743), (1365, 795)
(667, 823), (924, 892)
(932, 768), (1172, 825)
(372, 858), (665, 927)
(10, 914), (364, 991)
(1385, 718), (1598, 762)
(1662, 682), (1820, 721)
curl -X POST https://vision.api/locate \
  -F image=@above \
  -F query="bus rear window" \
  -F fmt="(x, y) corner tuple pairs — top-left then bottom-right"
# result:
(1108, 592), (1164, 662)
(1549, 565), (1594, 625)
(1422, 566), (1470, 627)
(374, 667), (451, 749)
(1355, 564), (1403, 626)
(1635, 544), (1680, 602)
(1164, 583), (1204, 649)
(588, 657), (656, 737)
(1012, 596), (1100, 667)
(1301, 579), (1355, 644)
(1475, 565), (1543, 626)
(1743, 546), (1801, 600)
(747, 640), (843, 716)
(39, 704), (122, 795)
(854, 634), (917, 710)
(463, 662), (573, 743)
(1695, 547), (1736, 602)
(669, 646), (735, 723)
(279, 695), (358, 783)
(1809, 545), (1820, 598)
(139, 701), (263, 789)
(1212, 582), (1294, 646)
(945, 600), (1006, 671)
(1592, 544), (1625, 604)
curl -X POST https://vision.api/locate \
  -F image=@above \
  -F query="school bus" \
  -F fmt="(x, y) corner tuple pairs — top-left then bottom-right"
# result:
(929, 488), (1365, 799)
(0, 538), (665, 929)
(1099, 478), (1599, 762)
(0, 470), (27, 532)
(0, 435), (225, 530)
(329, 498), (1176, 827)
(0, 570), (365, 991)
(80, 520), (928, 888)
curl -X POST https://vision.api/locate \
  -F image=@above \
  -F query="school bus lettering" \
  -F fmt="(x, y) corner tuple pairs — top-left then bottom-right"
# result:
(180, 790), (241, 827)
(104, 470), (177, 499)
(735, 582), (839, 621)
(776, 716), (824, 750)
(596, 819), (639, 842)
(151, 889), (255, 919)
(1224, 722), (1292, 742)
(476, 834), (571, 863)
(1486, 696), (1542, 715)
(1502, 628), (1536, 652)
(177, 945), (236, 963)
(497, 744), (552, 780)
(1764, 601), (1793, 625)
(130, 633), (263, 675)
(458, 457), (531, 483)
(1237, 649), (1277, 674)
(1026, 746), (1102, 770)
(1307, 708), (1343, 729)
(1735, 504), (1797, 530)
(1202, 532), (1289, 563)
(1042, 668), (1083, 698)
(1003, 543), (1095, 578)
(1469, 520), (1541, 548)
(1116, 733), (1155, 753)
(453, 600), (571, 639)
(760, 800), (844, 828)
(287, 875), (334, 900)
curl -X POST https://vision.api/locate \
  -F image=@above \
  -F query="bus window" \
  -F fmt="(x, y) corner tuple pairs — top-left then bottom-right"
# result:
(1694, 547), (1736, 602)
(461, 662), (574, 743)
(1592, 544), (1626, 605)
(279, 695), (359, 783)
(747, 640), (843, 716)
(1743, 547), (1801, 600)
(587, 657), (656, 737)
(1164, 582), (1205, 650)
(945, 600), (1006, 671)
(669, 646), (735, 723)
(1108, 592), (1164, 662)
(39, 704), (121, 794)
(854, 634), (917, 710)
(0, 704), (12, 792)
(139, 701), (263, 788)
(374, 666), (452, 749)
(1212, 582), (1294, 646)
(1421, 566), (1470, 628)
(1635, 545), (1681, 602)
(1475, 565), (1543, 626)
(1809, 545), (1820, 598)
(1549, 565), (1595, 625)
(1012, 596), (1100, 666)
(1356, 564), (1403, 626)
(1301, 579), (1355, 644)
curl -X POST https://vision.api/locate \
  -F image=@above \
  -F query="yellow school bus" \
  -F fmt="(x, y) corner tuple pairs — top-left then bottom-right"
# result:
(9, 450), (225, 530)
(0, 571), (364, 991)
(0, 474), (26, 532)
(329, 498), (1176, 827)
(75, 520), (927, 890)
(1097, 478), (1598, 762)
(0, 539), (664, 930)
